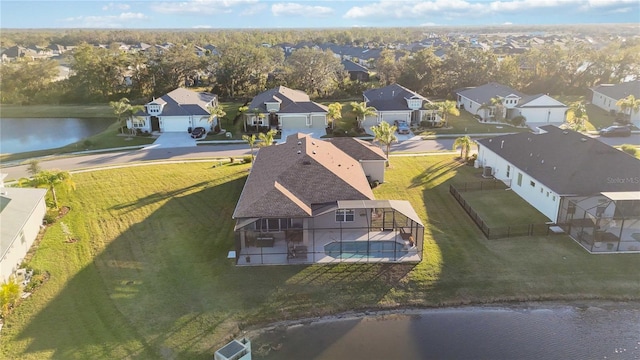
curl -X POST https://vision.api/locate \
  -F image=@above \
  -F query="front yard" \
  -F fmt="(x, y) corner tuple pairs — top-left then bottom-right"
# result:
(2, 156), (639, 359)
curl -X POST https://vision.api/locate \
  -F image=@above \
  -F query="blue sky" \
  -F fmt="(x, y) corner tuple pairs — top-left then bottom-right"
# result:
(1, 0), (639, 29)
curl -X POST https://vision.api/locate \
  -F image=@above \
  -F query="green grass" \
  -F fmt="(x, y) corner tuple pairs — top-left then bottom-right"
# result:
(416, 110), (530, 136)
(0, 104), (114, 118)
(2, 150), (640, 359)
(459, 189), (550, 227)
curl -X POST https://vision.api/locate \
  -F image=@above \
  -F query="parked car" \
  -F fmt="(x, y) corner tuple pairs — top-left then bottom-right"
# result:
(191, 127), (207, 139)
(394, 120), (411, 135)
(600, 125), (631, 137)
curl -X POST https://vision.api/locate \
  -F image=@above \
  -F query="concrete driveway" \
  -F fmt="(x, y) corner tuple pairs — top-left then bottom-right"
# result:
(279, 128), (327, 143)
(144, 132), (196, 149)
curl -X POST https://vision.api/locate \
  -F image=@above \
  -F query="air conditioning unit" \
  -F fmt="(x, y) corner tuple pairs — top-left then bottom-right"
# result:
(482, 166), (493, 178)
(214, 338), (251, 360)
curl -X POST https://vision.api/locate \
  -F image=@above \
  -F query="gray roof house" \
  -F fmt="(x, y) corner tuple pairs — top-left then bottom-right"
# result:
(0, 174), (48, 283)
(477, 125), (640, 253)
(362, 83), (434, 128)
(127, 88), (218, 133)
(245, 86), (328, 134)
(456, 82), (568, 128)
(341, 59), (370, 82)
(590, 81), (640, 127)
(231, 133), (423, 265)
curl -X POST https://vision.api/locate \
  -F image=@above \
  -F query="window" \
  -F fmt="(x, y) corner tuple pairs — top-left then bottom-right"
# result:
(552, 195), (556, 201)
(506, 165), (510, 178)
(546, 191), (549, 197)
(256, 218), (291, 232)
(530, 180), (536, 187)
(132, 118), (146, 128)
(540, 187), (543, 193)
(517, 173), (523, 186)
(306, 117), (312, 126)
(335, 209), (355, 222)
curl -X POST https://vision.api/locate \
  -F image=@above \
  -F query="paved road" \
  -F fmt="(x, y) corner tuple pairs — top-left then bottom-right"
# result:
(1, 134), (638, 181)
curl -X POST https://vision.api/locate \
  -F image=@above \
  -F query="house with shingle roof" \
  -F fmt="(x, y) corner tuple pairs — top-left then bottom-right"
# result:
(231, 133), (423, 265)
(477, 125), (640, 253)
(591, 81), (640, 127)
(126, 88), (218, 133)
(341, 59), (370, 82)
(362, 83), (436, 128)
(456, 82), (567, 128)
(244, 86), (328, 132)
(326, 137), (387, 183)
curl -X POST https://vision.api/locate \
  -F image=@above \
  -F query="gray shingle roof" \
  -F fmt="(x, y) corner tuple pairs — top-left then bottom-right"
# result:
(591, 81), (640, 101)
(144, 88), (216, 116)
(456, 82), (526, 105)
(233, 133), (374, 219)
(1, 187), (47, 261)
(477, 125), (640, 195)
(364, 84), (429, 111)
(248, 86), (328, 114)
(341, 59), (369, 73)
(326, 137), (386, 161)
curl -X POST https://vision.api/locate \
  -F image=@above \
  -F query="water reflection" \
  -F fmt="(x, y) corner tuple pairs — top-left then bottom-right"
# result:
(0, 118), (111, 154)
(253, 304), (640, 359)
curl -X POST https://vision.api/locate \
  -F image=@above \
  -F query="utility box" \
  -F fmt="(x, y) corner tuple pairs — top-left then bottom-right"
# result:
(214, 338), (251, 360)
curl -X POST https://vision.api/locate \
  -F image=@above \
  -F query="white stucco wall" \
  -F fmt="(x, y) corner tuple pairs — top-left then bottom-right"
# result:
(1, 196), (46, 283)
(360, 160), (386, 183)
(310, 209), (371, 229)
(362, 115), (379, 129)
(516, 107), (567, 124)
(477, 145), (560, 222)
(592, 90), (640, 127)
(456, 95), (482, 115)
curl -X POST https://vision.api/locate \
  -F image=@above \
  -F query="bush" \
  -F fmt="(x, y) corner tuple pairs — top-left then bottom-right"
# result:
(242, 155), (252, 164)
(511, 116), (526, 127)
(43, 209), (58, 224)
(467, 153), (478, 166)
(1, 278), (21, 317)
(229, 157), (234, 163)
(83, 139), (93, 148)
(621, 144), (637, 156)
(24, 271), (48, 293)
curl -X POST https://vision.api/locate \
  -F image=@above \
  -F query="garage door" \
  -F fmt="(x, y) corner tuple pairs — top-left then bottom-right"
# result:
(282, 116), (307, 128)
(161, 116), (191, 132)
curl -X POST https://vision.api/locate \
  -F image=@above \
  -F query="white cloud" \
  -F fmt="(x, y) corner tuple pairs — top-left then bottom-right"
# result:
(153, 0), (258, 15)
(61, 12), (146, 28)
(240, 3), (267, 16)
(272, 3), (334, 17)
(419, 22), (439, 26)
(102, 2), (131, 11)
(193, 25), (212, 28)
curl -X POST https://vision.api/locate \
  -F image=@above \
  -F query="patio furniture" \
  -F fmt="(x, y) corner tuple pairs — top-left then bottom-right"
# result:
(255, 234), (275, 247)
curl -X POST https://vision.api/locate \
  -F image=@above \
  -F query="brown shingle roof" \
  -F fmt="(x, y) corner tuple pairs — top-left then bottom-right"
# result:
(327, 137), (386, 161)
(233, 133), (374, 218)
(248, 86), (328, 114)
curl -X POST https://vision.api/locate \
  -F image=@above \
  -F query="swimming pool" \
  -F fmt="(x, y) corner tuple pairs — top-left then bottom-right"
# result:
(324, 240), (409, 260)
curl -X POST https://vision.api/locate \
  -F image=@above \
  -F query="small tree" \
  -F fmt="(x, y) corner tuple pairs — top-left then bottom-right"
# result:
(350, 101), (377, 130)
(426, 100), (459, 127)
(26, 159), (41, 177)
(327, 102), (343, 129)
(370, 121), (397, 167)
(258, 129), (278, 148)
(567, 101), (588, 131)
(453, 135), (474, 160)
(242, 133), (258, 163)
(34, 170), (76, 210)
(109, 97), (132, 134)
(616, 95), (640, 123)
(0, 278), (20, 317)
(207, 104), (226, 130)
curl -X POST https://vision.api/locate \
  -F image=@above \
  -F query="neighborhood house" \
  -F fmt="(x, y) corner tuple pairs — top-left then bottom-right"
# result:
(126, 88), (219, 133)
(456, 82), (568, 128)
(590, 80), (640, 127)
(362, 83), (438, 128)
(244, 86), (328, 133)
(231, 133), (423, 265)
(477, 125), (640, 253)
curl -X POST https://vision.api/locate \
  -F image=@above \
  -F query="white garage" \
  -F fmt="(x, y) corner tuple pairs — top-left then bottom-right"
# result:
(161, 116), (192, 132)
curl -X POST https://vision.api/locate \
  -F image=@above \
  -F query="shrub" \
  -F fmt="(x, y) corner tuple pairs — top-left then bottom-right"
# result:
(229, 157), (234, 163)
(24, 271), (48, 293)
(467, 153), (478, 166)
(242, 155), (252, 164)
(83, 139), (93, 148)
(0, 278), (21, 317)
(621, 144), (637, 156)
(511, 116), (526, 127)
(44, 209), (58, 224)
(369, 180), (380, 189)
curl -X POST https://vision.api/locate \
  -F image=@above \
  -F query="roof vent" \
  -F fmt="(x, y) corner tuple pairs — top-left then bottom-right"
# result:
(500, 140), (504, 149)
(312, 151), (316, 154)
(311, 141), (315, 145)
(297, 141), (302, 145)
(530, 153), (533, 157)
(553, 166), (556, 170)
(563, 131), (568, 135)
(302, 160), (311, 165)
(581, 138), (587, 142)
(297, 150), (301, 154)
(541, 160), (544, 164)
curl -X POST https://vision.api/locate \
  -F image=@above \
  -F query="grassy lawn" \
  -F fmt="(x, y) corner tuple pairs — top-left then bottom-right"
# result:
(0, 122), (156, 163)
(0, 104), (114, 118)
(415, 110), (530, 136)
(2, 152), (639, 359)
(459, 189), (550, 227)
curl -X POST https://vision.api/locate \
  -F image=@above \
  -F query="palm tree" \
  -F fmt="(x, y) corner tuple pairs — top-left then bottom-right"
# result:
(616, 95), (640, 124)
(33, 170), (76, 210)
(327, 102), (343, 129)
(567, 101), (588, 131)
(207, 104), (226, 131)
(258, 129), (278, 148)
(453, 135), (474, 160)
(109, 97), (132, 134)
(242, 134), (257, 163)
(26, 160), (41, 176)
(350, 101), (377, 130)
(370, 121), (397, 167)
(426, 100), (459, 127)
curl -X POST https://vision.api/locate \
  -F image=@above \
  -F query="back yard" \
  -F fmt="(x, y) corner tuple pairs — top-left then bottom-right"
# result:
(2, 156), (639, 359)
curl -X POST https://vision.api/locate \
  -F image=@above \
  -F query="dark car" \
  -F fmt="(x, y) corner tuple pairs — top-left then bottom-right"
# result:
(393, 120), (411, 135)
(190, 127), (207, 139)
(600, 125), (631, 137)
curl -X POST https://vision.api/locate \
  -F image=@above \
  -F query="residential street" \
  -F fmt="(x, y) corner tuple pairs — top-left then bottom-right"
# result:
(1, 134), (638, 181)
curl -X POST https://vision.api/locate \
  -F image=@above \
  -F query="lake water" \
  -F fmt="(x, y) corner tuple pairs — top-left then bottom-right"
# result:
(252, 303), (640, 359)
(0, 118), (111, 154)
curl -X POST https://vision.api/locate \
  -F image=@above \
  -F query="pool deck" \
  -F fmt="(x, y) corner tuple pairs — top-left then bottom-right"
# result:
(237, 229), (421, 265)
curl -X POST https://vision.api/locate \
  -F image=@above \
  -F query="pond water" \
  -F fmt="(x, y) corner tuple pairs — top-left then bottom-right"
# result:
(252, 303), (640, 360)
(0, 118), (112, 154)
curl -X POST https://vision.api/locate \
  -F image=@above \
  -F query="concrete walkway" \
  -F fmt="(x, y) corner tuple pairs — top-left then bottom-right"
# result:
(144, 132), (196, 149)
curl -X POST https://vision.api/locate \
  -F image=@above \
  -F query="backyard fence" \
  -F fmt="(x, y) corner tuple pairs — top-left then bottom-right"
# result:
(450, 182), (556, 240)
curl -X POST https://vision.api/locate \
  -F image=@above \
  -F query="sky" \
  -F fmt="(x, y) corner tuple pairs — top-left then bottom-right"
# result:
(1, 0), (639, 29)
